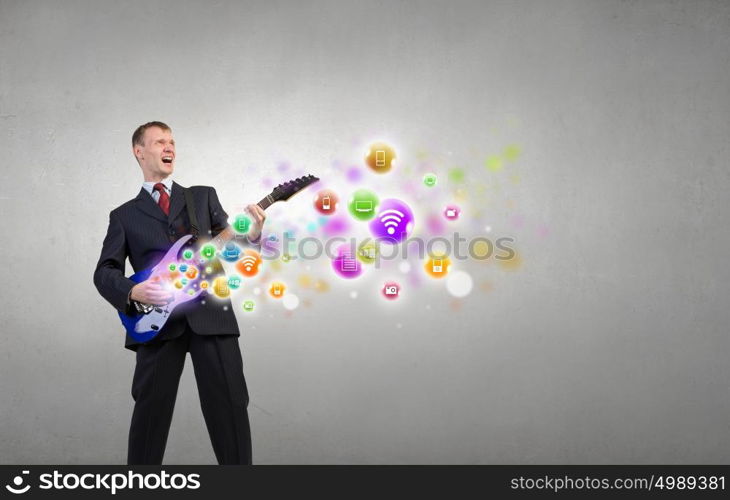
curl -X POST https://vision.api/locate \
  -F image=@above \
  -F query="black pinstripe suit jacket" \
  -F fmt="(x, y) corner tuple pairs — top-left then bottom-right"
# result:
(94, 182), (243, 351)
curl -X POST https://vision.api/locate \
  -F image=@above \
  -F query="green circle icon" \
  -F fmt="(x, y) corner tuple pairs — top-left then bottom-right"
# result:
(233, 214), (251, 234)
(348, 189), (379, 221)
(423, 173), (437, 187)
(201, 244), (216, 260)
(182, 249), (194, 260)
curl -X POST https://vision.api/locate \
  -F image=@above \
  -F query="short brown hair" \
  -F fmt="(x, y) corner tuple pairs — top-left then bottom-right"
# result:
(132, 121), (171, 146)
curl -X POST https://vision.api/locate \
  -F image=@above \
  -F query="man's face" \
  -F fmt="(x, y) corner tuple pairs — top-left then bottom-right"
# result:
(134, 126), (175, 179)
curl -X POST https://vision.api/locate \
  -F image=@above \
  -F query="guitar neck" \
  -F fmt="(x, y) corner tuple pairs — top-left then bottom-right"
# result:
(207, 174), (319, 250)
(209, 200), (266, 251)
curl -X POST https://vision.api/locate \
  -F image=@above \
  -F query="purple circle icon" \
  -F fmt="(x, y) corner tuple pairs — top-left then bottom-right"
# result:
(331, 243), (363, 279)
(369, 198), (414, 243)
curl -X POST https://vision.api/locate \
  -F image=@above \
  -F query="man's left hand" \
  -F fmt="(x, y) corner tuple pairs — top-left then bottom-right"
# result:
(245, 204), (266, 242)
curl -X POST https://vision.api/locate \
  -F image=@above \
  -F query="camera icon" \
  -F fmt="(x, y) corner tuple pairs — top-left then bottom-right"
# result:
(382, 282), (400, 300)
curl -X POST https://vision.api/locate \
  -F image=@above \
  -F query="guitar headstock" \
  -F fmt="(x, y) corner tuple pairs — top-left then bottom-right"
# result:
(270, 174), (320, 203)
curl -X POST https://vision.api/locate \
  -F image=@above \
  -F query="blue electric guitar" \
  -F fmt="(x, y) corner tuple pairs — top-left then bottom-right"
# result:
(119, 175), (319, 342)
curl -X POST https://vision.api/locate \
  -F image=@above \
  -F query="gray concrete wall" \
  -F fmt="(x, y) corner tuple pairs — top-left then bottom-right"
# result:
(0, 0), (728, 463)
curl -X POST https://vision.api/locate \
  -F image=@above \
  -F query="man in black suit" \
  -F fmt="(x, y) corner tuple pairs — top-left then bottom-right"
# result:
(94, 121), (265, 465)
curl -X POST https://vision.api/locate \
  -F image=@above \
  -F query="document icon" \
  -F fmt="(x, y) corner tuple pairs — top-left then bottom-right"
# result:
(341, 251), (356, 271)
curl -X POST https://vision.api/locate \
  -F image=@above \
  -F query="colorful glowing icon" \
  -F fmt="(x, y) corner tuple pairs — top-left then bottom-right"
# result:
(220, 242), (241, 262)
(174, 280), (183, 289)
(185, 266), (198, 280)
(444, 205), (460, 221)
(369, 198), (414, 243)
(201, 244), (216, 260)
(228, 275), (242, 290)
(269, 281), (286, 298)
(424, 255), (451, 278)
(200, 281), (209, 290)
(357, 240), (379, 264)
(179, 264), (188, 272)
(243, 300), (255, 312)
(235, 249), (262, 277)
(233, 214), (251, 234)
(348, 189), (379, 221)
(182, 249), (194, 260)
(423, 173), (437, 187)
(365, 142), (396, 173)
(332, 243), (363, 279)
(314, 189), (339, 215)
(213, 276), (231, 298)
(382, 282), (401, 300)
(168, 263), (176, 271)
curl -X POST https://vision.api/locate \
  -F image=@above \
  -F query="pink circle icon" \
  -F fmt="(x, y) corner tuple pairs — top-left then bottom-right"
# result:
(443, 205), (460, 221)
(331, 243), (363, 279)
(381, 282), (401, 300)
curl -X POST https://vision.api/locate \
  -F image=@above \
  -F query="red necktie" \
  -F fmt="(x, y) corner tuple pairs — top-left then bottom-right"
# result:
(153, 183), (170, 216)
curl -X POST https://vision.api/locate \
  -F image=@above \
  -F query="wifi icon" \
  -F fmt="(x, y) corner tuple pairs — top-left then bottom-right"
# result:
(235, 249), (262, 277)
(240, 256), (257, 272)
(369, 199), (414, 243)
(379, 209), (405, 235)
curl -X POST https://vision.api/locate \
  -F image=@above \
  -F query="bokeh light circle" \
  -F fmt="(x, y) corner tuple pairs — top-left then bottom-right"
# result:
(446, 271), (473, 297)
(282, 293), (300, 310)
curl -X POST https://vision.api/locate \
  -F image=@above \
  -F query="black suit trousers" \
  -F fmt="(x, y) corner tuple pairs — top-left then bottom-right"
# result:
(127, 325), (252, 465)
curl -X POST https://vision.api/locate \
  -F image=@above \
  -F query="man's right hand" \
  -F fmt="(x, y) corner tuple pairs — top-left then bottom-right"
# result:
(130, 280), (174, 306)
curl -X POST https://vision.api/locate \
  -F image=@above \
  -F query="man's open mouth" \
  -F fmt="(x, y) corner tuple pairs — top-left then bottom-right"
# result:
(162, 156), (173, 164)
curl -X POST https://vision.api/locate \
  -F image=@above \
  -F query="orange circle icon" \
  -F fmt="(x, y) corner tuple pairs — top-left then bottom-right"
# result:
(269, 281), (286, 298)
(424, 255), (451, 278)
(235, 249), (262, 277)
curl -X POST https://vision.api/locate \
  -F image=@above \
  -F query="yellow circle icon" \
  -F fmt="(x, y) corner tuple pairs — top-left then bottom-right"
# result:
(365, 142), (396, 173)
(357, 240), (379, 264)
(212, 276), (231, 298)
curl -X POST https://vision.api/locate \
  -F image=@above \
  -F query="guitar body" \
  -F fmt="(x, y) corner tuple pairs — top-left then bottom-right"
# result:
(117, 175), (319, 343)
(119, 234), (206, 342)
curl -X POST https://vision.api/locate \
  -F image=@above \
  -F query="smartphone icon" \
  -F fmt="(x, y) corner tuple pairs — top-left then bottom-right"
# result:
(375, 150), (386, 167)
(322, 195), (331, 210)
(432, 259), (443, 273)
